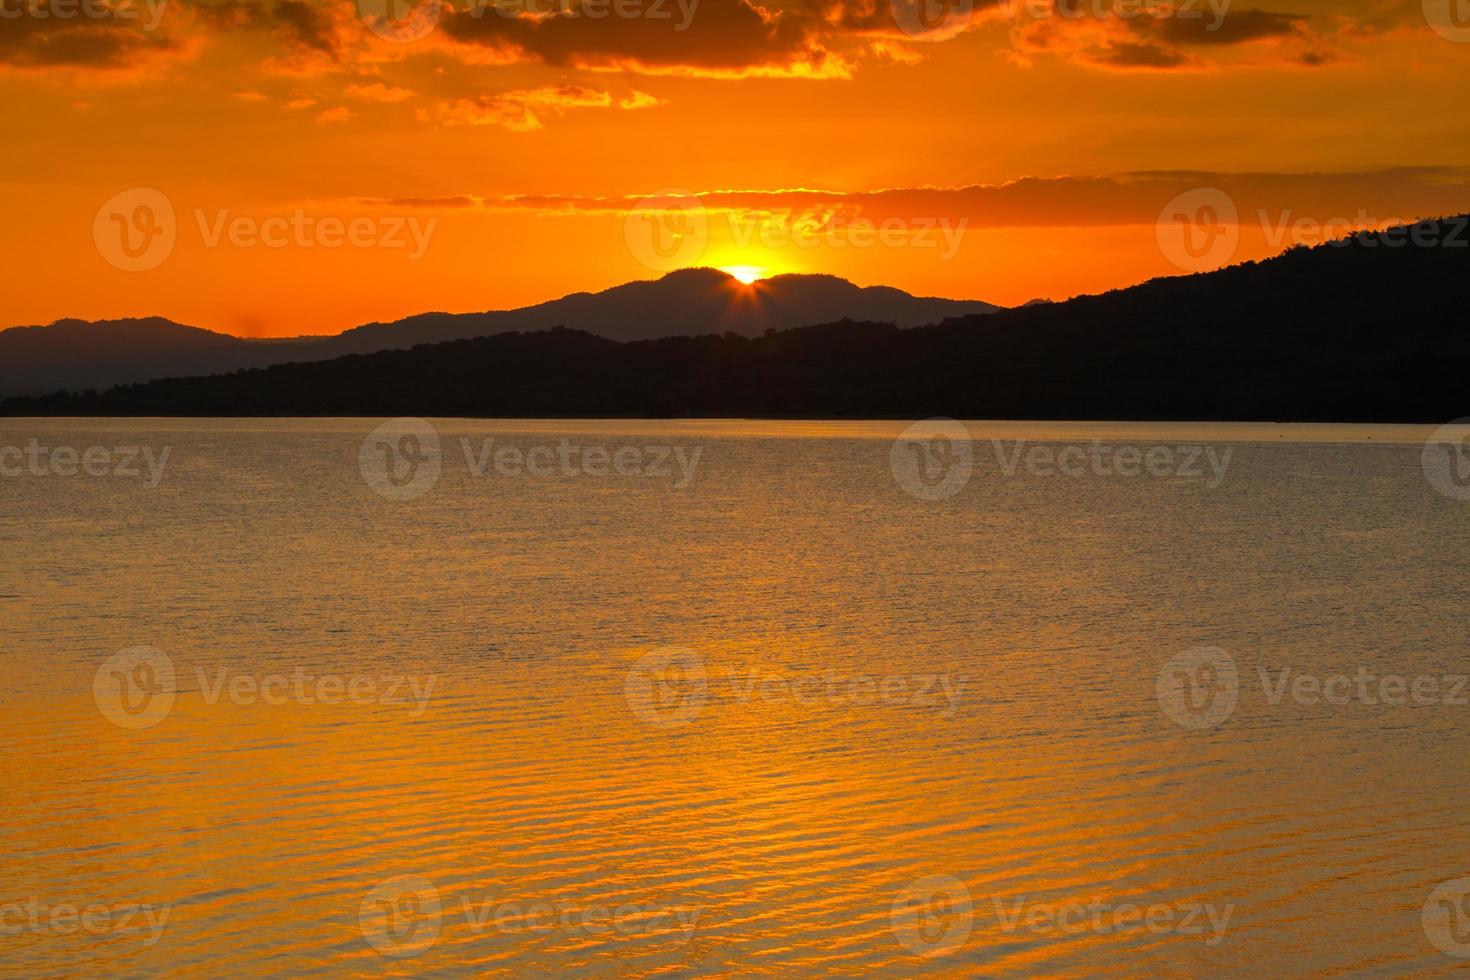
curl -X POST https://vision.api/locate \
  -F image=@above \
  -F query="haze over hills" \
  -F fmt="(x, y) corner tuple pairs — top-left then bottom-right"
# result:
(9, 217), (1468, 422)
(0, 269), (998, 397)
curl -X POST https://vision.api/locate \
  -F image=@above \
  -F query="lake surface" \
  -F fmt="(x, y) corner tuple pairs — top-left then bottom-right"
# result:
(3, 418), (1469, 977)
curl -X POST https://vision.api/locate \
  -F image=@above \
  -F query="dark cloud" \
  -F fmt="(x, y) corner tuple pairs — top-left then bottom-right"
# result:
(477, 168), (1470, 229)
(0, 1), (179, 68)
(1157, 7), (1303, 45)
(1096, 39), (1190, 66)
(271, 0), (336, 53)
(1011, 3), (1330, 71)
(440, 0), (841, 76)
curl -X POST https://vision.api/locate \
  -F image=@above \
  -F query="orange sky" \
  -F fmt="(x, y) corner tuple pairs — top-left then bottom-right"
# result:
(5, 0), (1470, 336)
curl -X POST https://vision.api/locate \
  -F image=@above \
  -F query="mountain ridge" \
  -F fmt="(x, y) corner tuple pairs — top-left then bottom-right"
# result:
(8, 216), (1469, 422)
(0, 270), (999, 396)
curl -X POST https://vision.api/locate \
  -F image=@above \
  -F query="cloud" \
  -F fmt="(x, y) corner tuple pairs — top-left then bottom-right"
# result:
(438, 0), (850, 78)
(0, 0), (183, 71)
(470, 168), (1470, 228)
(1005, 2), (1329, 71)
(314, 104), (353, 122)
(271, 0), (338, 53)
(618, 89), (666, 109)
(344, 80), (415, 101)
(425, 83), (664, 129)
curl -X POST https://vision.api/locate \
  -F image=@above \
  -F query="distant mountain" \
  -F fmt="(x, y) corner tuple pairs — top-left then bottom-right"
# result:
(11, 216), (1467, 422)
(0, 317), (280, 397)
(0, 270), (998, 396)
(322, 269), (999, 355)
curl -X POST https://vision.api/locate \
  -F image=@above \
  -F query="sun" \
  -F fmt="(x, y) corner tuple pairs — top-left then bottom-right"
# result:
(721, 265), (767, 285)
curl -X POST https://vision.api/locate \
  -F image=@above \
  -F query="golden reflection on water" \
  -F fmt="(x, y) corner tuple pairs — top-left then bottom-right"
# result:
(2, 419), (1469, 976)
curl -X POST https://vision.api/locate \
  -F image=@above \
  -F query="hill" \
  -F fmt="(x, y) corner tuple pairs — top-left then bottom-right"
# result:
(0, 270), (997, 396)
(6, 218), (1468, 421)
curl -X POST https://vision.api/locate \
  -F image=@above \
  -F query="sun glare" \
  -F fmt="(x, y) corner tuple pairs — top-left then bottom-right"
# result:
(721, 265), (767, 285)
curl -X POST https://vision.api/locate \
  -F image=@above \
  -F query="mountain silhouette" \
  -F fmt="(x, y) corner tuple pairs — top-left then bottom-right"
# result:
(0, 270), (997, 396)
(8, 217), (1469, 421)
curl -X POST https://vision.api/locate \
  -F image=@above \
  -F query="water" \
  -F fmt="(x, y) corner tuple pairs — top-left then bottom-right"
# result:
(2, 418), (1468, 977)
